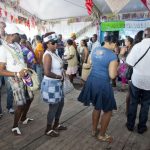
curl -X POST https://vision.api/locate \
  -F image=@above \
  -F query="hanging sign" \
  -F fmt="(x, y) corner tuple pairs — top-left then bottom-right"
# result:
(101, 21), (125, 31)
(125, 20), (150, 29)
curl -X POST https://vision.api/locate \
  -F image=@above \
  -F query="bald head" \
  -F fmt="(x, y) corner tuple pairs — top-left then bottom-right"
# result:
(144, 28), (150, 38)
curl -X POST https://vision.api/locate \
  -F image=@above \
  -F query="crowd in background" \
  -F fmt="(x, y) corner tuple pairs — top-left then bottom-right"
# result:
(0, 21), (150, 142)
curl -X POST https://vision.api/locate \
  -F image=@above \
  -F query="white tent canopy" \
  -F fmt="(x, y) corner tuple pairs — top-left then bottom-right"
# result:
(19, 0), (148, 20)
(94, 0), (147, 14)
(19, 0), (88, 20)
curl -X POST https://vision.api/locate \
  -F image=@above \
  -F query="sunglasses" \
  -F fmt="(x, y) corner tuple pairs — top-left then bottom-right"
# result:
(50, 40), (58, 45)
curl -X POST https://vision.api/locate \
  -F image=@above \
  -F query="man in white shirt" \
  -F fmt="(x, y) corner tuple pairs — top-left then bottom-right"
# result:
(0, 24), (34, 135)
(126, 28), (150, 134)
(91, 34), (101, 53)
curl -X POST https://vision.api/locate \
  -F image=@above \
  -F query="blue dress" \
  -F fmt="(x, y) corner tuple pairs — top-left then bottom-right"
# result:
(78, 46), (117, 112)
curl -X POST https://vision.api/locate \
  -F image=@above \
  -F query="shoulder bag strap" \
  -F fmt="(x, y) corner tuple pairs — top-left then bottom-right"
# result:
(2, 41), (26, 67)
(133, 45), (150, 67)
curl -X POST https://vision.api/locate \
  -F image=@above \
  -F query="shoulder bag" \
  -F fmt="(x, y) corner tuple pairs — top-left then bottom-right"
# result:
(2, 41), (40, 91)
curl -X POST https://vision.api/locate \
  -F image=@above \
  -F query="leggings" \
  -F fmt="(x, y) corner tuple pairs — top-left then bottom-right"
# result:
(47, 99), (64, 125)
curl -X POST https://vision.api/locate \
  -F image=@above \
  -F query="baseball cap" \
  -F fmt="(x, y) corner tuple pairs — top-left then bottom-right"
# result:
(43, 33), (58, 43)
(5, 24), (23, 35)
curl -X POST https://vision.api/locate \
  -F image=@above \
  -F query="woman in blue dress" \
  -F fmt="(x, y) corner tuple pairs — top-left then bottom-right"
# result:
(78, 35), (118, 142)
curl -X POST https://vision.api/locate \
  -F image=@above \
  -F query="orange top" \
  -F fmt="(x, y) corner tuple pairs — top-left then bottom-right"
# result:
(34, 43), (44, 64)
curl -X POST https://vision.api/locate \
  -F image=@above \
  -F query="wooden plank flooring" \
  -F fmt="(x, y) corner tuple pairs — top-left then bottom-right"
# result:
(0, 85), (150, 150)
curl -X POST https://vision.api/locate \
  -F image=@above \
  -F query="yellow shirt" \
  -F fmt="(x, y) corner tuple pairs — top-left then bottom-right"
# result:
(67, 45), (78, 67)
(34, 43), (44, 64)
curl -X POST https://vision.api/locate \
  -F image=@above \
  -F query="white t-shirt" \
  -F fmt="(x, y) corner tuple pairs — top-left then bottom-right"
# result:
(91, 41), (101, 53)
(0, 42), (26, 72)
(126, 38), (150, 90)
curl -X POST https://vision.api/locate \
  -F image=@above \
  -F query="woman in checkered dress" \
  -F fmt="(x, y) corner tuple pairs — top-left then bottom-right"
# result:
(41, 33), (67, 137)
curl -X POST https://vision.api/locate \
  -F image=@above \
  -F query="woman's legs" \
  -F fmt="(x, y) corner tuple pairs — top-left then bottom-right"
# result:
(68, 73), (77, 84)
(53, 100), (67, 130)
(92, 109), (101, 134)
(46, 103), (59, 132)
(99, 111), (112, 136)
(53, 100), (64, 128)
(68, 75), (74, 83)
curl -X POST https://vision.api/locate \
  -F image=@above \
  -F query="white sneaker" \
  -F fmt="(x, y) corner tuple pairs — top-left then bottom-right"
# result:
(12, 127), (21, 135)
(8, 108), (15, 114)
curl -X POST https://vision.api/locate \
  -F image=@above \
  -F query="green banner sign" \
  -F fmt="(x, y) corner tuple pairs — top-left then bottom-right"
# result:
(101, 21), (125, 31)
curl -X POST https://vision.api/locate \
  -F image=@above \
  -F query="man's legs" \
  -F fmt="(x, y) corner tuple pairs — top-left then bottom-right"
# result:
(126, 83), (140, 130)
(4, 77), (14, 113)
(36, 64), (43, 86)
(138, 90), (150, 133)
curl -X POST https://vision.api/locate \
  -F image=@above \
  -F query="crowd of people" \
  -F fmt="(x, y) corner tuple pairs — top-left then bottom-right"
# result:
(0, 21), (150, 143)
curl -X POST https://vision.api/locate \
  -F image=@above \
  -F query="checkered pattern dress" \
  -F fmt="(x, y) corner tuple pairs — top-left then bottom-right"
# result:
(41, 78), (64, 104)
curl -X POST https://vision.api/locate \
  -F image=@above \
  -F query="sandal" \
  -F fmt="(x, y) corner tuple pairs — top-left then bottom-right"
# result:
(12, 127), (21, 135)
(45, 130), (59, 137)
(22, 118), (34, 125)
(97, 134), (113, 143)
(54, 124), (67, 130)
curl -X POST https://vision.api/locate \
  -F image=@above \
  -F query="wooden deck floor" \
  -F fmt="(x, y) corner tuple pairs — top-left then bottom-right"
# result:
(0, 84), (150, 150)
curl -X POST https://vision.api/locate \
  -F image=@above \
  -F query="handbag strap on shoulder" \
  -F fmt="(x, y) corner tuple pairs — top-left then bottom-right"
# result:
(134, 45), (150, 67)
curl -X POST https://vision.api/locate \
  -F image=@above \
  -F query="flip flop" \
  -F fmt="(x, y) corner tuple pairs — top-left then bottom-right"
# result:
(22, 118), (34, 125)
(97, 134), (113, 143)
(54, 124), (67, 130)
(12, 127), (21, 135)
(45, 130), (59, 137)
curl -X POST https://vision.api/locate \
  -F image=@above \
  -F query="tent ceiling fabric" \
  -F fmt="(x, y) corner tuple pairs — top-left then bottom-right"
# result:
(19, 0), (147, 20)
(93, 0), (147, 14)
(19, 0), (88, 20)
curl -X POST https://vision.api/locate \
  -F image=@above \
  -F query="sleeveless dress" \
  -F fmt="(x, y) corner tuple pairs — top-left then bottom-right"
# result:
(78, 46), (117, 111)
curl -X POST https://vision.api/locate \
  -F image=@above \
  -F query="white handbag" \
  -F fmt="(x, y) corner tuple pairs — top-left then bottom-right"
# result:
(63, 77), (74, 95)
(26, 69), (40, 91)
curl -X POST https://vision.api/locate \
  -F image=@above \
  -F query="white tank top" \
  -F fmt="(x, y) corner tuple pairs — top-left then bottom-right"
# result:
(43, 50), (63, 80)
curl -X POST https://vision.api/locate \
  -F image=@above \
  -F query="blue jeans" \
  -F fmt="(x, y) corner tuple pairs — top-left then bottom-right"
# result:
(127, 82), (150, 129)
(35, 64), (43, 85)
(4, 77), (14, 110)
